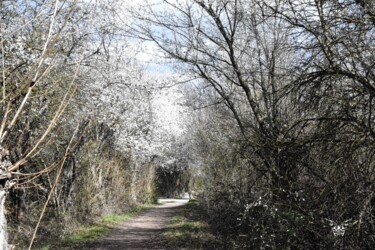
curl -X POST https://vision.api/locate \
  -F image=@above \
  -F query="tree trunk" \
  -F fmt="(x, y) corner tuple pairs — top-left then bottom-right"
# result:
(0, 189), (8, 250)
(0, 147), (14, 250)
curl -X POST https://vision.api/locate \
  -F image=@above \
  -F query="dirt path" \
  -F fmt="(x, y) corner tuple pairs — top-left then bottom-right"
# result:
(83, 199), (188, 250)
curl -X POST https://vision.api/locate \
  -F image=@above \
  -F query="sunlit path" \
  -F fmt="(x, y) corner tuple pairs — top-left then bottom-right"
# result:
(83, 199), (189, 250)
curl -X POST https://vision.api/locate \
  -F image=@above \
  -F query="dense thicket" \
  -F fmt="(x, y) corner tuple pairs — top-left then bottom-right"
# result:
(0, 1), (160, 248)
(133, 0), (374, 248)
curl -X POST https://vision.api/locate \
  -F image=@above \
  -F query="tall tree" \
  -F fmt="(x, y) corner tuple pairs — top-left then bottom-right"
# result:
(132, 0), (375, 248)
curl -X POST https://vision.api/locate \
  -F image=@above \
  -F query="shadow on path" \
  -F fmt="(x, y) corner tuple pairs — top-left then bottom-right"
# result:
(83, 199), (188, 250)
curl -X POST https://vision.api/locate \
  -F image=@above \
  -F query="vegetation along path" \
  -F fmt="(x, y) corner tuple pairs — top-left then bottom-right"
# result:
(82, 199), (189, 249)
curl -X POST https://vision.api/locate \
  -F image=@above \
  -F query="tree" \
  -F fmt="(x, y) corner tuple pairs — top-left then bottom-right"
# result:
(132, 0), (300, 191)
(0, 0), (117, 248)
(131, 0), (375, 248)
(0, 1), (76, 248)
(2, 0), (195, 248)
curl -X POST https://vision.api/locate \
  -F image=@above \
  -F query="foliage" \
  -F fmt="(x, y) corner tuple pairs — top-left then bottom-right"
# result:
(0, 0), (164, 248)
(133, 0), (375, 249)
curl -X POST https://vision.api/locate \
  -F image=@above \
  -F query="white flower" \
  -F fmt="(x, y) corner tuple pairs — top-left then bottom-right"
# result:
(326, 219), (356, 237)
(332, 225), (346, 237)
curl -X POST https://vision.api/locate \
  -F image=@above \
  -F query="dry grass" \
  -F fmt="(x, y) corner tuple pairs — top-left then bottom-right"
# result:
(163, 200), (221, 249)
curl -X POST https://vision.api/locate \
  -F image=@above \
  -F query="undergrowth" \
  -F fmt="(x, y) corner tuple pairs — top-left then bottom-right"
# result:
(163, 200), (221, 249)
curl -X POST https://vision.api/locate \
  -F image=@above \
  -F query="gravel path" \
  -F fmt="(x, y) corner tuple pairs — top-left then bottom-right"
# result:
(82, 199), (188, 250)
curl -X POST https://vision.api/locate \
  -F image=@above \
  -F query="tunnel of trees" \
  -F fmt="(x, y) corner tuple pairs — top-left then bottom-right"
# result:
(0, 0), (374, 249)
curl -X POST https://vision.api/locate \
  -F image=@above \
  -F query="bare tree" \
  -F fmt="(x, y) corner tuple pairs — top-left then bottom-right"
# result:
(132, 0), (302, 191)
(0, 0), (102, 247)
(131, 0), (375, 248)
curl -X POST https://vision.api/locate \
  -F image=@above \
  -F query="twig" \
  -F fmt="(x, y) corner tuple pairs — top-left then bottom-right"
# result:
(28, 120), (81, 250)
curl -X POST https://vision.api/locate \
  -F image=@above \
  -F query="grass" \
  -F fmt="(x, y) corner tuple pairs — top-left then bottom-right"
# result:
(163, 200), (221, 249)
(64, 205), (148, 244)
(39, 205), (150, 249)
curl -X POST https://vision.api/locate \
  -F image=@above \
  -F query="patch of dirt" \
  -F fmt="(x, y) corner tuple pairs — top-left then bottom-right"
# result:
(82, 199), (188, 250)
